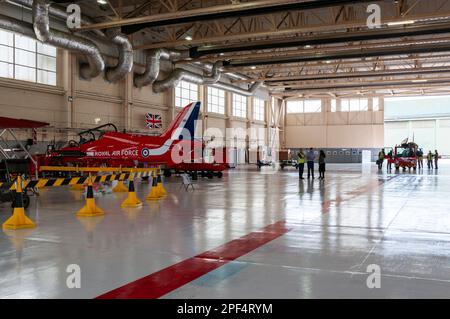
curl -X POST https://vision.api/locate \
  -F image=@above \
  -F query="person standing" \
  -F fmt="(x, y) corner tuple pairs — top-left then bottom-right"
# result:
(377, 149), (385, 170)
(417, 148), (424, 169)
(306, 148), (316, 179)
(434, 150), (439, 170)
(318, 150), (326, 180)
(297, 149), (306, 180)
(387, 150), (393, 171)
(427, 151), (434, 169)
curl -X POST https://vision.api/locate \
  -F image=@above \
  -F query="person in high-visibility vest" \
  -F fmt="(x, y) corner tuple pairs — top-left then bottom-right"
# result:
(297, 149), (306, 180)
(427, 151), (434, 169)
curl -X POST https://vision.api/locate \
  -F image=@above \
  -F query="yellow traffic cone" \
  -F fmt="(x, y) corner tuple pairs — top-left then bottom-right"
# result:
(112, 180), (128, 192)
(121, 179), (142, 207)
(77, 177), (105, 217)
(146, 176), (162, 201)
(70, 183), (86, 191)
(156, 174), (167, 197)
(3, 176), (36, 230)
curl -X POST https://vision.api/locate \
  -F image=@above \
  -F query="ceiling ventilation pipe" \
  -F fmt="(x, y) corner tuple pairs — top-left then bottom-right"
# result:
(7, 0), (105, 37)
(0, 13), (36, 38)
(105, 29), (133, 83)
(135, 48), (250, 87)
(33, 0), (105, 79)
(134, 48), (189, 88)
(153, 61), (223, 93)
(212, 81), (262, 97)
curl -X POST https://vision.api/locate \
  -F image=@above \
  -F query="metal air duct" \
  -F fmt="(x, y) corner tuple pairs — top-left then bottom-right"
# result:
(134, 48), (189, 88)
(212, 81), (262, 97)
(152, 61), (223, 93)
(7, 0), (105, 37)
(32, 0), (105, 80)
(0, 13), (36, 38)
(105, 29), (133, 83)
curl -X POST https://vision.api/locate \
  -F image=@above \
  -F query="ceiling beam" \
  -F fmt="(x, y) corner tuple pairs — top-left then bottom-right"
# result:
(272, 80), (450, 96)
(189, 23), (450, 58)
(134, 10), (450, 50)
(223, 42), (450, 68)
(259, 67), (450, 84)
(74, 0), (380, 34)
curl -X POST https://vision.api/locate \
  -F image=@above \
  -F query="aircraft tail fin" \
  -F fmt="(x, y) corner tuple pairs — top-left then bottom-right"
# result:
(160, 101), (201, 140)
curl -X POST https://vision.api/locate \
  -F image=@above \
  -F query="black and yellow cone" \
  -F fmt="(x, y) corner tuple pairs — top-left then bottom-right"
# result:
(77, 177), (105, 217)
(3, 176), (36, 230)
(112, 180), (128, 192)
(121, 179), (142, 207)
(156, 174), (167, 197)
(146, 175), (162, 201)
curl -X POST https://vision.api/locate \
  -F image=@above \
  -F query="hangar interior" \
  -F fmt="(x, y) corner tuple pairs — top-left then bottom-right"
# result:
(0, 0), (449, 299)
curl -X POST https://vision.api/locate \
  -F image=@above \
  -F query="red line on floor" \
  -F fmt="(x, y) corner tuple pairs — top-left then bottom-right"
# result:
(96, 220), (290, 299)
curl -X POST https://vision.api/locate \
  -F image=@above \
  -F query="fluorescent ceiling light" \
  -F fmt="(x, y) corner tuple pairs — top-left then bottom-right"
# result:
(185, 36), (193, 41)
(97, 0), (107, 4)
(387, 20), (415, 26)
(411, 79), (428, 83)
(251, 66), (256, 69)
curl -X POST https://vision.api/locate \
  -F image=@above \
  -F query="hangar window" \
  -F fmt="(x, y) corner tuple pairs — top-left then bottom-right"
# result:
(286, 100), (322, 113)
(0, 29), (57, 85)
(233, 93), (247, 118)
(174, 80), (198, 108)
(207, 87), (225, 114)
(341, 98), (369, 112)
(253, 98), (265, 121)
(304, 100), (322, 113)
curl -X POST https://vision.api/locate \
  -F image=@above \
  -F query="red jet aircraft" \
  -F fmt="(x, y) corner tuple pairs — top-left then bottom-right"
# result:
(38, 102), (228, 177)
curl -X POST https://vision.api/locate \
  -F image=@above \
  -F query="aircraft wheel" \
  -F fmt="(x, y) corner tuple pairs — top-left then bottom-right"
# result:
(200, 171), (206, 178)
(217, 171), (223, 178)
(207, 171), (214, 179)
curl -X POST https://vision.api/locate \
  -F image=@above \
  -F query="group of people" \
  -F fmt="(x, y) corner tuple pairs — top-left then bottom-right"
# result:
(297, 148), (326, 180)
(377, 148), (440, 170)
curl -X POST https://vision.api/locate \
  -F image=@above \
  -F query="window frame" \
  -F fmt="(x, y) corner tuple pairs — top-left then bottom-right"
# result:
(253, 97), (265, 121)
(341, 98), (369, 112)
(0, 29), (57, 86)
(174, 80), (199, 108)
(232, 93), (247, 118)
(286, 99), (322, 113)
(207, 87), (226, 115)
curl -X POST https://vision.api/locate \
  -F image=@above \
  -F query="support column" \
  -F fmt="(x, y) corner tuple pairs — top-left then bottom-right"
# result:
(124, 71), (133, 131)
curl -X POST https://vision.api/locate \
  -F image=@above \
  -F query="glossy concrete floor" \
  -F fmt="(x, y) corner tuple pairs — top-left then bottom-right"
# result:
(0, 162), (449, 299)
